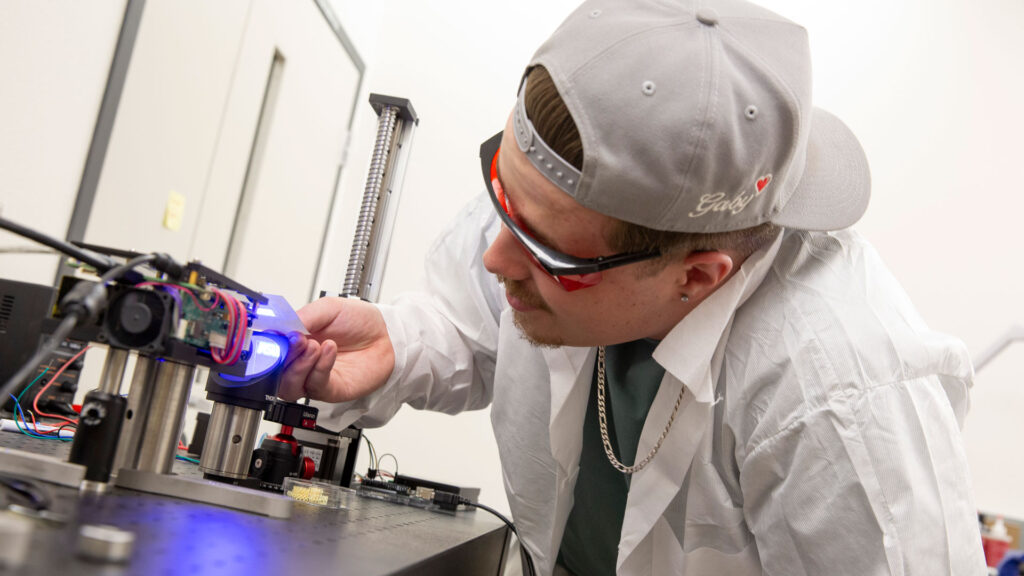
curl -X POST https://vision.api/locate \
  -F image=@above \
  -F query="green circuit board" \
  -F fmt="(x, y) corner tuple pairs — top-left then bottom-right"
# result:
(174, 287), (241, 350)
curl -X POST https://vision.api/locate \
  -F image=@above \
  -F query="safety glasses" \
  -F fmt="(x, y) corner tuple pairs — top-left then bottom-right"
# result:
(479, 131), (661, 291)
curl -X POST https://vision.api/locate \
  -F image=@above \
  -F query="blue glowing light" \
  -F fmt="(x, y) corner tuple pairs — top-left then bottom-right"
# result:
(218, 332), (288, 383)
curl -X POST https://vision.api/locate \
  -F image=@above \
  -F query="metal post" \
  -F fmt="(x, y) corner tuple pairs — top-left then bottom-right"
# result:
(98, 348), (129, 394)
(199, 403), (262, 480)
(341, 94), (418, 303)
(132, 360), (195, 474)
(112, 354), (156, 474)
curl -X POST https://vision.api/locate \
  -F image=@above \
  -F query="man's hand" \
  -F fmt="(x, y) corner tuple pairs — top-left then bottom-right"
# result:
(278, 297), (395, 403)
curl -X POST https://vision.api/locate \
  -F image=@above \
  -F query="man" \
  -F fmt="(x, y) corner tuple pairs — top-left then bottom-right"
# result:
(281, 0), (985, 574)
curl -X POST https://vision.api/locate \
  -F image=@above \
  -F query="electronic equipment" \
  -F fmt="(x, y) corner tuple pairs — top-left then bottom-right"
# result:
(0, 280), (54, 386)
(0, 239), (298, 514)
(356, 473), (480, 513)
(0, 92), (419, 519)
(0, 280), (86, 417)
(291, 423), (362, 487)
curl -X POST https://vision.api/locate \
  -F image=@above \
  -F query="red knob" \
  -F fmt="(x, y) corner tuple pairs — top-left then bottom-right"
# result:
(300, 457), (316, 479)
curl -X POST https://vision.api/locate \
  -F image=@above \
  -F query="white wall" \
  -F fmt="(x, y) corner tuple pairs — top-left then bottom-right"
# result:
(0, 1), (127, 284)
(320, 0), (1024, 519)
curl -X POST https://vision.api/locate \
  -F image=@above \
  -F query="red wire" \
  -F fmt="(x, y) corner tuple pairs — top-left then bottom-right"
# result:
(32, 345), (90, 425)
(229, 297), (241, 363)
(209, 289), (229, 363)
(209, 289), (248, 366)
(236, 295), (246, 362)
(23, 409), (70, 436)
(212, 289), (236, 364)
(228, 295), (247, 364)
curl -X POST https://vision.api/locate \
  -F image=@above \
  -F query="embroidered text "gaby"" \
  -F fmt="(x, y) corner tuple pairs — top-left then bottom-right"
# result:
(688, 174), (772, 219)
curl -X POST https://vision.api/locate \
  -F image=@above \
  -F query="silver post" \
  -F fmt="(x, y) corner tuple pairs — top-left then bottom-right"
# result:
(339, 94), (418, 303)
(132, 360), (195, 474)
(343, 106), (400, 299)
(199, 402), (262, 479)
(112, 354), (156, 474)
(98, 348), (129, 395)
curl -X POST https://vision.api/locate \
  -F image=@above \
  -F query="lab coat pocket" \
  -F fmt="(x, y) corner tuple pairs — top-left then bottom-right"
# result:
(682, 460), (753, 555)
(675, 464), (761, 574)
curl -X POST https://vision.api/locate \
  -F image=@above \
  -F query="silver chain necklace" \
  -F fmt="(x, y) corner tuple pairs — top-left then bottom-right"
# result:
(596, 346), (686, 475)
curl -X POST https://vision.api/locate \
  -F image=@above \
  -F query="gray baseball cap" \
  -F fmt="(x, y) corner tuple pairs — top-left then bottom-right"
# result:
(513, 0), (870, 233)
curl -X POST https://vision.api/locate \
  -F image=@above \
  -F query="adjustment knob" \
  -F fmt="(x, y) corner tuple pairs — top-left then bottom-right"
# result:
(300, 457), (316, 480)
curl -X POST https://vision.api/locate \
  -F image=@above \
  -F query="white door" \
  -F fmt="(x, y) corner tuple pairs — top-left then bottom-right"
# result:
(85, 0), (362, 306)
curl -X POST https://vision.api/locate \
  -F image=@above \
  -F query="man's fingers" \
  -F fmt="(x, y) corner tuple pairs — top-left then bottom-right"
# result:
(278, 340), (319, 401)
(304, 340), (338, 400)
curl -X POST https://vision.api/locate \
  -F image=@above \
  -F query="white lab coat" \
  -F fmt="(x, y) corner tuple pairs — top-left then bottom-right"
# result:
(323, 195), (986, 575)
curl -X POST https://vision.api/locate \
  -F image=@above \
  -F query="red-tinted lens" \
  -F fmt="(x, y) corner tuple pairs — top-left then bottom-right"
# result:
(490, 147), (603, 292)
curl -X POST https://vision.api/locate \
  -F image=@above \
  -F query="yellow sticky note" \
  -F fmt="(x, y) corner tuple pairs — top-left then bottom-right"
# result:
(163, 191), (186, 231)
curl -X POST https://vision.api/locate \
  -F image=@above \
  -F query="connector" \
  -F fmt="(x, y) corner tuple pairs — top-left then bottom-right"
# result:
(431, 490), (464, 511)
(151, 253), (184, 280)
(59, 281), (107, 324)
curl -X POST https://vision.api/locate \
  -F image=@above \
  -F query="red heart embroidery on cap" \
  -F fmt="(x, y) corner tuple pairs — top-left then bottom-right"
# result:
(756, 175), (772, 194)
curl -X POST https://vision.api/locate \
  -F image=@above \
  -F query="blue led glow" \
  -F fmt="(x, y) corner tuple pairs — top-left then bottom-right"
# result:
(218, 332), (288, 383)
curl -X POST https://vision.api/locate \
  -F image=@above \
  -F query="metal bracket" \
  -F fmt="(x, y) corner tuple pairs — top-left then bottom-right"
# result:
(0, 448), (86, 488)
(115, 468), (292, 518)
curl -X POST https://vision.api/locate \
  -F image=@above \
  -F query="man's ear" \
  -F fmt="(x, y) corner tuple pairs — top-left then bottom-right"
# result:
(677, 251), (734, 300)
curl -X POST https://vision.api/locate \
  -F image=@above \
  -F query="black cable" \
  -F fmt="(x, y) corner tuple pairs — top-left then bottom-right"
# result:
(0, 215), (114, 272)
(98, 253), (157, 283)
(459, 498), (537, 576)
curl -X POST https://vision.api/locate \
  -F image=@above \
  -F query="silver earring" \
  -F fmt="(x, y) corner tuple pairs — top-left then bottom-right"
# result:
(680, 294), (690, 303)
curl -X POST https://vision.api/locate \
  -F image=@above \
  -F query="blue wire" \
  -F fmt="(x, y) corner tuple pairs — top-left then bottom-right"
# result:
(16, 367), (50, 409)
(8, 394), (59, 440)
(9, 393), (40, 437)
(9, 366), (73, 442)
(11, 367), (49, 435)
(10, 368), (73, 441)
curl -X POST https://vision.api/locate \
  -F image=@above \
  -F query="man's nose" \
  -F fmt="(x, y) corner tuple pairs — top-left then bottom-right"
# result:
(483, 225), (532, 281)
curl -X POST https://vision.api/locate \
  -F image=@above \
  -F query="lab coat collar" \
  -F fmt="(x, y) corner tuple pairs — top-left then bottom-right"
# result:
(617, 234), (783, 571)
(654, 234), (783, 404)
(546, 345), (594, 471)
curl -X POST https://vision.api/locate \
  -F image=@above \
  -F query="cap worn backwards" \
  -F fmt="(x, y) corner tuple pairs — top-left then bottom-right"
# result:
(515, 0), (870, 233)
